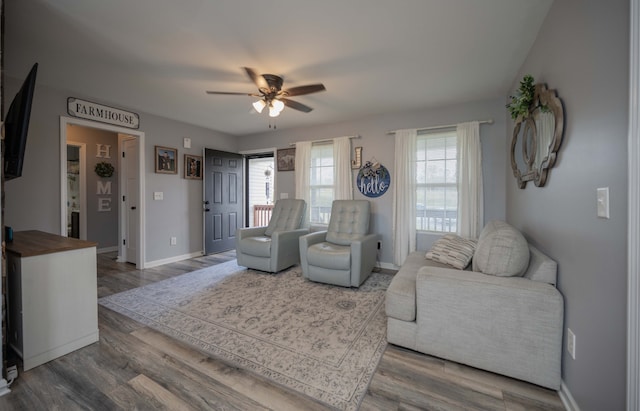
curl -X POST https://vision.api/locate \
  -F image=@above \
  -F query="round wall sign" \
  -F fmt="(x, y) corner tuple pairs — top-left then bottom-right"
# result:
(357, 161), (390, 198)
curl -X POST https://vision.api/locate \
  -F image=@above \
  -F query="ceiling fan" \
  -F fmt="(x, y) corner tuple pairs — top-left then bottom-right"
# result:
(206, 67), (326, 117)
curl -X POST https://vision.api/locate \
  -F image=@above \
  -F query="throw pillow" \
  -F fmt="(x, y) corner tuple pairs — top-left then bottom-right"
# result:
(426, 234), (477, 269)
(472, 220), (530, 277)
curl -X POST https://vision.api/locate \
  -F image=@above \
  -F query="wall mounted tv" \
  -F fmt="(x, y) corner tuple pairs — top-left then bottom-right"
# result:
(4, 63), (38, 181)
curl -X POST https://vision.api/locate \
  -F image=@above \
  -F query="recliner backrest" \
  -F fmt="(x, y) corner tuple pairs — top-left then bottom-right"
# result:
(326, 200), (370, 246)
(264, 199), (306, 236)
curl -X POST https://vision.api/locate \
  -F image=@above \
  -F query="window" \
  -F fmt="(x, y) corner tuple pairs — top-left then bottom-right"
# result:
(416, 130), (457, 232)
(309, 143), (334, 224)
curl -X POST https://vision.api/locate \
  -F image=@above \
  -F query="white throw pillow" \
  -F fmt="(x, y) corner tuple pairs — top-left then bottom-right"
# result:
(472, 220), (530, 277)
(426, 234), (477, 269)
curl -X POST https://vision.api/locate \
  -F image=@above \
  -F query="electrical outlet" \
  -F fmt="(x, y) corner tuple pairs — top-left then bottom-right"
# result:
(170, 236), (177, 246)
(567, 328), (576, 359)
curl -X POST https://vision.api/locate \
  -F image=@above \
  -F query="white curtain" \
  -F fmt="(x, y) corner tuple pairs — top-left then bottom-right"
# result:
(456, 121), (484, 238)
(295, 141), (312, 227)
(392, 129), (417, 266)
(333, 136), (353, 200)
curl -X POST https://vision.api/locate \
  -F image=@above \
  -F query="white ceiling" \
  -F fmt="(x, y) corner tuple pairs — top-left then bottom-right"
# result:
(5, 0), (553, 136)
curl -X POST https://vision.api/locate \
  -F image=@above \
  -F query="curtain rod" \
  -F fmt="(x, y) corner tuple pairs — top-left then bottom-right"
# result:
(386, 118), (494, 135)
(289, 135), (360, 147)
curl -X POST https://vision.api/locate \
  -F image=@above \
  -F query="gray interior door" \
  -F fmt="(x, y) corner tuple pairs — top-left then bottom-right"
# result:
(204, 148), (243, 254)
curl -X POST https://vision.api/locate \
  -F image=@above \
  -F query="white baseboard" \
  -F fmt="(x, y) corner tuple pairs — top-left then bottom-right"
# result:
(144, 251), (205, 268)
(559, 380), (580, 411)
(0, 379), (10, 397)
(376, 261), (399, 271)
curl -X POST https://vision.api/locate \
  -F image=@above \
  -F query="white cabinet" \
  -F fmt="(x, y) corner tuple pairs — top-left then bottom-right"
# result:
(7, 231), (99, 371)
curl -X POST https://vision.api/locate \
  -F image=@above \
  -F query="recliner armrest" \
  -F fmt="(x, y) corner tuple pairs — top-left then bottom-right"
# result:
(272, 228), (310, 259)
(237, 226), (267, 239)
(299, 231), (328, 279)
(349, 233), (379, 286)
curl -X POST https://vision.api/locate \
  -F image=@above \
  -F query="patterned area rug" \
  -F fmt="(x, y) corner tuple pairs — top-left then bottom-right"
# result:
(99, 260), (391, 410)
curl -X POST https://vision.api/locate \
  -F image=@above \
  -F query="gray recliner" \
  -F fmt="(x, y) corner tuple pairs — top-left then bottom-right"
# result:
(236, 199), (308, 273)
(299, 200), (379, 287)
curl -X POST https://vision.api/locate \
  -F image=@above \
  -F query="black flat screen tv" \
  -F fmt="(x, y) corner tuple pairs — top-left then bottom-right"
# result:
(4, 63), (38, 181)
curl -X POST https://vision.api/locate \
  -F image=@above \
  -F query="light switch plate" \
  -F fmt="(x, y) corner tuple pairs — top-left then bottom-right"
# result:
(280, 192), (289, 199)
(597, 187), (609, 219)
(154, 191), (164, 201)
(183, 137), (191, 149)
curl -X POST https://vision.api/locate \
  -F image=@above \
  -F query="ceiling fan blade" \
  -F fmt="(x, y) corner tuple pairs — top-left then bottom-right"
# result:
(281, 98), (313, 113)
(206, 91), (260, 96)
(243, 67), (269, 92)
(282, 83), (326, 97)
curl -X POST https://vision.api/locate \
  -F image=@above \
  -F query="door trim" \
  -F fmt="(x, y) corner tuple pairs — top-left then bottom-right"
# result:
(629, 0), (640, 408)
(119, 135), (139, 264)
(66, 141), (87, 240)
(59, 116), (147, 268)
(240, 147), (277, 227)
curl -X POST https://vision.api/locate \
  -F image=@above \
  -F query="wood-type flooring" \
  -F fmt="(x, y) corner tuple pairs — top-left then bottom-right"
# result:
(0, 250), (565, 410)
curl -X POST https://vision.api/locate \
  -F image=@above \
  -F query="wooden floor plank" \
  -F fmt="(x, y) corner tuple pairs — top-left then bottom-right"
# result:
(127, 374), (194, 411)
(130, 326), (330, 411)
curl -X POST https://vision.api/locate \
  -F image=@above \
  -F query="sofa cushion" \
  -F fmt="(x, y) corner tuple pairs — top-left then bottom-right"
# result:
(238, 236), (272, 258)
(264, 199), (305, 237)
(472, 220), (529, 277)
(326, 200), (370, 246)
(306, 242), (351, 270)
(426, 234), (477, 269)
(385, 251), (452, 322)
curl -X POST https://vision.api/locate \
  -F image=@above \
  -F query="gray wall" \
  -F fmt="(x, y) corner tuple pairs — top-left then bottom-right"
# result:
(67, 125), (119, 249)
(237, 98), (508, 266)
(506, 0), (629, 408)
(3, 80), (238, 265)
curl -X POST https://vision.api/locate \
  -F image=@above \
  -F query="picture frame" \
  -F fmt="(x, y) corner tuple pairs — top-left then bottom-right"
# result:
(184, 154), (203, 180)
(155, 146), (178, 174)
(352, 146), (362, 169)
(277, 147), (296, 171)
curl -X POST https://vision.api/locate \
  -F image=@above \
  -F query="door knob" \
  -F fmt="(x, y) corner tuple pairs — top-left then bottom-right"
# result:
(131, 206), (137, 210)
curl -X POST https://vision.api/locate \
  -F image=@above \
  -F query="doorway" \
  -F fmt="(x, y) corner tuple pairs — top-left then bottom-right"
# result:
(204, 148), (243, 254)
(66, 142), (86, 239)
(245, 154), (275, 227)
(60, 116), (146, 268)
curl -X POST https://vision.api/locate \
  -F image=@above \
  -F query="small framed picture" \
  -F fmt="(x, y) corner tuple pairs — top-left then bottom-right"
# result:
(155, 146), (178, 174)
(184, 154), (202, 180)
(352, 146), (362, 169)
(277, 148), (296, 171)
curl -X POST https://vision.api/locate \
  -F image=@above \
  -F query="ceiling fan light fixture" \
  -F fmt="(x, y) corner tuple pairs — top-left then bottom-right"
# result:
(268, 99), (285, 117)
(272, 99), (285, 112)
(268, 105), (280, 117)
(252, 99), (266, 113)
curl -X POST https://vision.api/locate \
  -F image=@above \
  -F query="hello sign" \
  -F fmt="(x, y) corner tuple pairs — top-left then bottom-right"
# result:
(357, 161), (390, 198)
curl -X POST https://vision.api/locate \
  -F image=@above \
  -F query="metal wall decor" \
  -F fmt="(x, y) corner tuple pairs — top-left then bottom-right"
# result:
(510, 83), (564, 188)
(357, 160), (390, 198)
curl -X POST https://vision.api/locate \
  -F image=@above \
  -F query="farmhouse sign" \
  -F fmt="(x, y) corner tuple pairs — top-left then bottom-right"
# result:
(67, 97), (139, 129)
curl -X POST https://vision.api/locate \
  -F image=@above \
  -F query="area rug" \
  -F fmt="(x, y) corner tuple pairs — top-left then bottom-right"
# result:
(98, 260), (391, 410)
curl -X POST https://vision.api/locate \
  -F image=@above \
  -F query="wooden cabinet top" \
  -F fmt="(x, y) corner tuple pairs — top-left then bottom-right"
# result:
(5, 230), (97, 257)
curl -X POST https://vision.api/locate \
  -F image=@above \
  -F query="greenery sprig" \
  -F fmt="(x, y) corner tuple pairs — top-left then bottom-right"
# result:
(95, 161), (115, 178)
(506, 74), (535, 120)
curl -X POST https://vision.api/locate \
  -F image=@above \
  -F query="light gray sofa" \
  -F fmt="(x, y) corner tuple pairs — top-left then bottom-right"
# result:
(385, 220), (564, 390)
